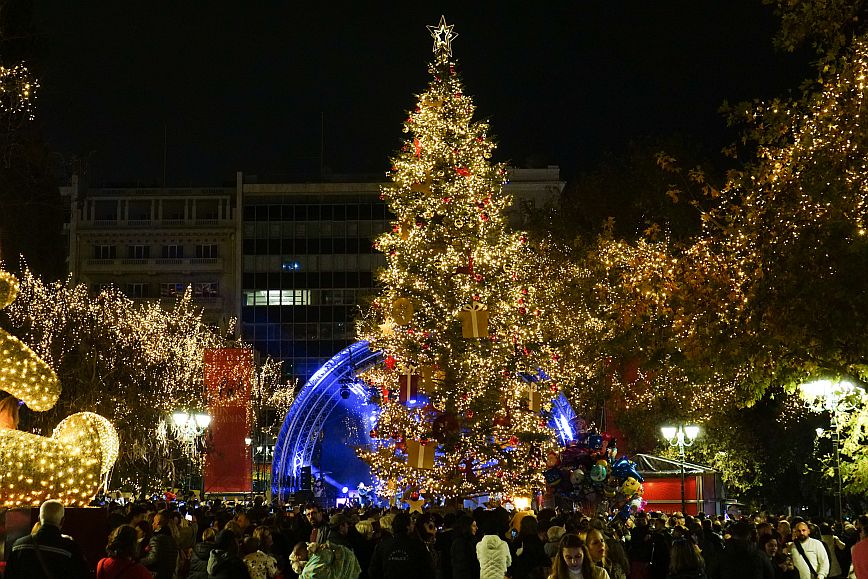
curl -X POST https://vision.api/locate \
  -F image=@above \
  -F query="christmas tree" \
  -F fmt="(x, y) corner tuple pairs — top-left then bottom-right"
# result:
(357, 17), (562, 501)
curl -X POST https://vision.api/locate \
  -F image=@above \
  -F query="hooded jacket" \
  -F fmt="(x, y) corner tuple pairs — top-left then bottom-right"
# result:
(207, 548), (252, 579)
(476, 535), (512, 579)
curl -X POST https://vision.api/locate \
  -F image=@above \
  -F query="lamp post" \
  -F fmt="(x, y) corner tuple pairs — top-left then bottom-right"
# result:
(660, 424), (700, 515)
(799, 379), (860, 525)
(171, 411), (211, 496)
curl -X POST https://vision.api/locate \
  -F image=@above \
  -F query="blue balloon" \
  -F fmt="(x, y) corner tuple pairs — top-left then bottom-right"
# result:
(611, 456), (644, 483)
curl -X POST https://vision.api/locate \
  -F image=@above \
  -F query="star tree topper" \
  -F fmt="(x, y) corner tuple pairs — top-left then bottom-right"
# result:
(427, 15), (458, 63)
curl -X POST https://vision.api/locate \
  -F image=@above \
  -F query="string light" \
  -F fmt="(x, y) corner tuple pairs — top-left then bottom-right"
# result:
(0, 269), (119, 507)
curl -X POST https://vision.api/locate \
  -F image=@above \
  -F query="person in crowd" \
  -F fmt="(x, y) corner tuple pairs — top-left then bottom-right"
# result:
(4, 499), (90, 579)
(546, 526), (567, 559)
(666, 537), (706, 579)
(510, 514), (549, 579)
(708, 520), (773, 579)
(208, 528), (253, 579)
(582, 526), (626, 579)
(290, 541), (311, 576)
(450, 513), (480, 579)
(354, 518), (376, 579)
(140, 510), (180, 579)
(759, 534), (799, 579)
(326, 513), (353, 550)
(851, 515), (868, 579)
(779, 522), (793, 544)
(370, 511), (435, 579)
(791, 522), (830, 579)
(819, 522), (847, 579)
(435, 512), (457, 579)
(549, 533), (609, 579)
(189, 527), (217, 579)
(305, 504), (329, 544)
(96, 524), (153, 579)
(302, 535), (361, 579)
(242, 535), (280, 579)
(476, 510), (512, 579)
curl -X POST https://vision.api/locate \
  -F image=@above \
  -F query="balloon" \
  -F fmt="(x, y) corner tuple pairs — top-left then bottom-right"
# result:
(621, 476), (641, 496)
(569, 468), (585, 487)
(618, 503), (632, 520)
(590, 463), (607, 483)
(611, 456), (644, 483)
(544, 467), (562, 487)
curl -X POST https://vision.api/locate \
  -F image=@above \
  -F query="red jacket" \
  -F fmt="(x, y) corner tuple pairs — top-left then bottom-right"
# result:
(96, 557), (154, 579)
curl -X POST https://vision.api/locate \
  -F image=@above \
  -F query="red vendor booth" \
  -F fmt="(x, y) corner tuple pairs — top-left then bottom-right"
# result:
(635, 453), (724, 516)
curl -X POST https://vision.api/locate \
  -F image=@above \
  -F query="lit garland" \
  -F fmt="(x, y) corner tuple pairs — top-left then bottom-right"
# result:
(0, 269), (119, 507)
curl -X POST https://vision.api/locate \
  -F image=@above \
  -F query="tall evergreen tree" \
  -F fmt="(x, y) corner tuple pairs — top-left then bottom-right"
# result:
(357, 17), (562, 500)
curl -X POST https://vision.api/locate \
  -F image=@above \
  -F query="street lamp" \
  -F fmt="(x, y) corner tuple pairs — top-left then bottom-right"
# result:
(170, 411), (211, 495)
(799, 379), (861, 525)
(661, 424), (700, 515)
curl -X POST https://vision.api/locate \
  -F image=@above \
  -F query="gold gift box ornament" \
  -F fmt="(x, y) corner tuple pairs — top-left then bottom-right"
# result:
(0, 270), (119, 507)
(455, 301), (489, 338)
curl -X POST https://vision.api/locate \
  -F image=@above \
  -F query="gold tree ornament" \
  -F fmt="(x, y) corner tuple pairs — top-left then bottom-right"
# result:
(391, 297), (415, 325)
(0, 268), (119, 507)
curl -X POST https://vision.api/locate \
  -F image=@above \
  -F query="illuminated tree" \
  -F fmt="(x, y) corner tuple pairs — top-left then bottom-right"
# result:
(0, 267), (294, 494)
(356, 18), (566, 500)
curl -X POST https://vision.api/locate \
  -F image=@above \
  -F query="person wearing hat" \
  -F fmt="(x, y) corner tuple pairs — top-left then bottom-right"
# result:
(327, 513), (353, 549)
(546, 526), (567, 559)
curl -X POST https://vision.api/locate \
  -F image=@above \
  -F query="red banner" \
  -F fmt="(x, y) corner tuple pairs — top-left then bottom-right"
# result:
(203, 348), (253, 493)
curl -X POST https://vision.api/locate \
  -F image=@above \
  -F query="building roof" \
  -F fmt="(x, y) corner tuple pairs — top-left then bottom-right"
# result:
(634, 453), (717, 476)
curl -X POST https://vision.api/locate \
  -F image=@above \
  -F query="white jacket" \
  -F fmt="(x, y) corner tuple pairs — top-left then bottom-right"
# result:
(476, 534), (512, 579)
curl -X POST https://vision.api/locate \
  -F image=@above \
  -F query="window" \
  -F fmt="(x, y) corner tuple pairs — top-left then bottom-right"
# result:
(128, 245), (150, 259)
(161, 245), (183, 258)
(196, 244), (219, 258)
(126, 283), (147, 298)
(128, 201), (151, 221)
(196, 200), (218, 220)
(93, 245), (116, 259)
(160, 283), (186, 297)
(243, 289), (311, 306)
(193, 283), (219, 297)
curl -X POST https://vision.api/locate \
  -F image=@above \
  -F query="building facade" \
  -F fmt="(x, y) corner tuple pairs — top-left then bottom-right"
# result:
(63, 166), (564, 383)
(237, 166), (564, 382)
(63, 176), (240, 328)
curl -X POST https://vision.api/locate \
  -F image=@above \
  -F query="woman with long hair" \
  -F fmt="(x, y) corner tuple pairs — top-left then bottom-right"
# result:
(96, 525), (154, 579)
(579, 527), (626, 579)
(512, 515), (550, 579)
(549, 534), (609, 579)
(665, 537), (705, 579)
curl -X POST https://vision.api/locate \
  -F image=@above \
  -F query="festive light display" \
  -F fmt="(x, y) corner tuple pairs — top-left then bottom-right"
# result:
(1, 267), (290, 493)
(0, 269), (119, 507)
(0, 63), (37, 122)
(356, 18), (583, 500)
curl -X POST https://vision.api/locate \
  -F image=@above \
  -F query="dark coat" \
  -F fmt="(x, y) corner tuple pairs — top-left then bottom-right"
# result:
(509, 535), (549, 579)
(187, 539), (215, 579)
(450, 534), (480, 579)
(369, 533), (436, 579)
(4, 524), (90, 579)
(207, 548), (252, 579)
(708, 540), (774, 579)
(140, 526), (179, 579)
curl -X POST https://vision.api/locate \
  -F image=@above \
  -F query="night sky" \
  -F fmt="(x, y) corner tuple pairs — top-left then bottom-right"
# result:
(31, 2), (812, 187)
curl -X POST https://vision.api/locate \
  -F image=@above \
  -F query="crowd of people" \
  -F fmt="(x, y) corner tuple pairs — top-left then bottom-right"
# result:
(2, 496), (867, 579)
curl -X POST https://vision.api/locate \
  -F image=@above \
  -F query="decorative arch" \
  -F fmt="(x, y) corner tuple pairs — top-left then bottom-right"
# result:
(271, 341), (579, 499)
(272, 341), (383, 498)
